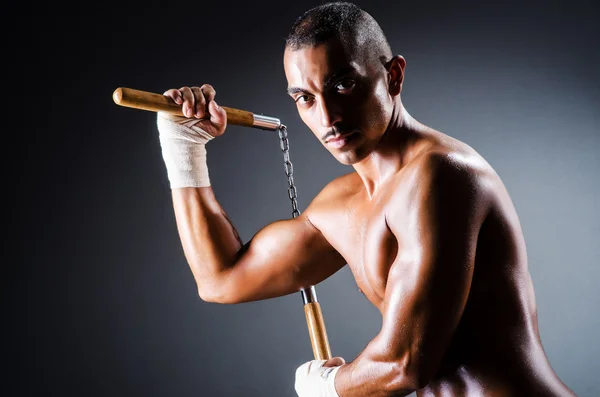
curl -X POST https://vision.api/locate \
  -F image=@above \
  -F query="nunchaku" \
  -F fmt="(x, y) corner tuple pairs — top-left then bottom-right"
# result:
(113, 86), (333, 360)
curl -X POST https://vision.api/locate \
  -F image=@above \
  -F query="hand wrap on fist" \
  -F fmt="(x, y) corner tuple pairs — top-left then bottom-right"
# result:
(295, 358), (345, 397)
(156, 112), (215, 188)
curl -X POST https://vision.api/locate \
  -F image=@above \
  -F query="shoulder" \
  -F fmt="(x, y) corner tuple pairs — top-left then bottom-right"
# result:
(303, 171), (361, 216)
(311, 171), (361, 203)
(407, 143), (492, 194)
(388, 146), (493, 225)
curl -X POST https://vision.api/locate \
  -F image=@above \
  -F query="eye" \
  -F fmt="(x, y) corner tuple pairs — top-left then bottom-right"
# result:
(335, 79), (355, 92)
(295, 95), (313, 105)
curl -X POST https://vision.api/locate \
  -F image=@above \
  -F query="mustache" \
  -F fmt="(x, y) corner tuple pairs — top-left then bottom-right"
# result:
(322, 125), (356, 141)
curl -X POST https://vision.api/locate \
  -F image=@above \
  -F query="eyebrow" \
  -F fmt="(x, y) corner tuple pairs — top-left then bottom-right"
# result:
(286, 66), (356, 96)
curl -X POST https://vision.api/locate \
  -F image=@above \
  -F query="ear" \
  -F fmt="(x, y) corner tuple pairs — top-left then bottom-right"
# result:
(385, 55), (406, 96)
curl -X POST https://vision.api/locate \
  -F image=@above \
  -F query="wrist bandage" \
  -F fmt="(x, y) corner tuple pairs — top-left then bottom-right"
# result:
(156, 112), (215, 188)
(295, 360), (341, 397)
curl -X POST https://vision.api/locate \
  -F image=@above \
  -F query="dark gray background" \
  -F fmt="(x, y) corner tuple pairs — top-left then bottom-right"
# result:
(7, 0), (598, 396)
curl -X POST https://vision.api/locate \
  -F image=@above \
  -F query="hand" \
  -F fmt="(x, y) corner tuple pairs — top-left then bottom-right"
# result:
(162, 84), (227, 138)
(157, 84), (226, 188)
(295, 357), (346, 397)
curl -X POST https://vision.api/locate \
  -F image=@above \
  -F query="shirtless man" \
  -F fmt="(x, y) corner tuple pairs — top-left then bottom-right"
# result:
(155, 2), (576, 396)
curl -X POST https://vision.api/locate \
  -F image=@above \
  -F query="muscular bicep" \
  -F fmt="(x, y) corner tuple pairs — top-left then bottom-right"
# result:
(217, 214), (346, 303)
(377, 153), (489, 385)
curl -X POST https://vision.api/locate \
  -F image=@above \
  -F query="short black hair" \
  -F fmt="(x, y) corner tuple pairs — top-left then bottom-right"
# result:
(285, 2), (393, 67)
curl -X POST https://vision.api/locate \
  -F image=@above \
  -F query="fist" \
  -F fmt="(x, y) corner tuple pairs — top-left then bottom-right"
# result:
(163, 84), (227, 138)
(295, 357), (346, 397)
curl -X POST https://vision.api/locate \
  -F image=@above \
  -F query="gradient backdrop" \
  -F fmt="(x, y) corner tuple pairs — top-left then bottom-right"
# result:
(8, 0), (599, 396)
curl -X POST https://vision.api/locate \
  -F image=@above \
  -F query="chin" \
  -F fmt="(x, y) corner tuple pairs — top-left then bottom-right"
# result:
(340, 141), (376, 164)
(332, 149), (365, 165)
(327, 135), (368, 164)
(335, 155), (354, 165)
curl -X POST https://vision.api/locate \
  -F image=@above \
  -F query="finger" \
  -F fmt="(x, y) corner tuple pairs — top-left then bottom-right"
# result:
(190, 86), (207, 118)
(179, 86), (195, 118)
(163, 88), (183, 105)
(201, 84), (216, 102)
(323, 357), (346, 367)
(208, 100), (227, 130)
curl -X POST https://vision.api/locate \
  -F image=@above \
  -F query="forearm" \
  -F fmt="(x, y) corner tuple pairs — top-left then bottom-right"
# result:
(334, 339), (418, 397)
(172, 186), (244, 299)
(155, 96), (241, 298)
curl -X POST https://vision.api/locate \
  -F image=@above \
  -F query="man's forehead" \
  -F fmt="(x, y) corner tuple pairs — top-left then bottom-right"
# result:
(284, 41), (362, 88)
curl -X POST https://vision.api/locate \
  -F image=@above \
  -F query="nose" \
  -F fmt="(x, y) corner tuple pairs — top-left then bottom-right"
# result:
(317, 97), (342, 128)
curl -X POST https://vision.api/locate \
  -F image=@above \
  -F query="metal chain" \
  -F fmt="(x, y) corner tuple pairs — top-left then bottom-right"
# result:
(279, 124), (320, 308)
(278, 124), (301, 219)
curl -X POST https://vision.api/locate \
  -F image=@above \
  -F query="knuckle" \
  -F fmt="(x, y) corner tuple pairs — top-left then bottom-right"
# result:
(201, 84), (216, 96)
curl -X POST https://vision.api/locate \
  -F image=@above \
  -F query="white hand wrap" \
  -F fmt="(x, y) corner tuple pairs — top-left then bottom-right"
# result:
(295, 360), (341, 397)
(156, 112), (215, 188)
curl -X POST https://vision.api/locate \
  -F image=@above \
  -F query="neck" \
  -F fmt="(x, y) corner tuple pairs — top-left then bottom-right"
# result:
(352, 101), (429, 199)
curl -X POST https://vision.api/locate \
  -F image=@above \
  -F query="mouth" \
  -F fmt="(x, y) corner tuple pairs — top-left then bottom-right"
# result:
(326, 132), (358, 149)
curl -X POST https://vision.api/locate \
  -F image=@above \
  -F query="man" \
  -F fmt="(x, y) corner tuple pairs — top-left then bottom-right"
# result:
(155, 2), (576, 396)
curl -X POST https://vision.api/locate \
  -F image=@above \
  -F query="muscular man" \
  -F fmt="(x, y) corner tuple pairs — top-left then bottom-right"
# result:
(155, 2), (576, 396)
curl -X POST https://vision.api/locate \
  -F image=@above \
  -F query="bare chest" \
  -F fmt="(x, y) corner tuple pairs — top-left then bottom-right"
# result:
(318, 195), (400, 309)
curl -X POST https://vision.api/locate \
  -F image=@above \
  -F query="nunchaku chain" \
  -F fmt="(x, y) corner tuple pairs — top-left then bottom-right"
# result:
(278, 124), (301, 219)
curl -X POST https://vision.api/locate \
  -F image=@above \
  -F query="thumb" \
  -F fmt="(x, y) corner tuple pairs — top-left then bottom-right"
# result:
(208, 100), (227, 129)
(323, 356), (346, 367)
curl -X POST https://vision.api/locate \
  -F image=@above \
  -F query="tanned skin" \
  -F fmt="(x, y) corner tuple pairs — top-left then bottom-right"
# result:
(162, 37), (576, 396)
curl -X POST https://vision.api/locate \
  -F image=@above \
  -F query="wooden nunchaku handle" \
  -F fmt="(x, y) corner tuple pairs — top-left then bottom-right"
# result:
(304, 301), (332, 360)
(112, 87), (281, 131)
